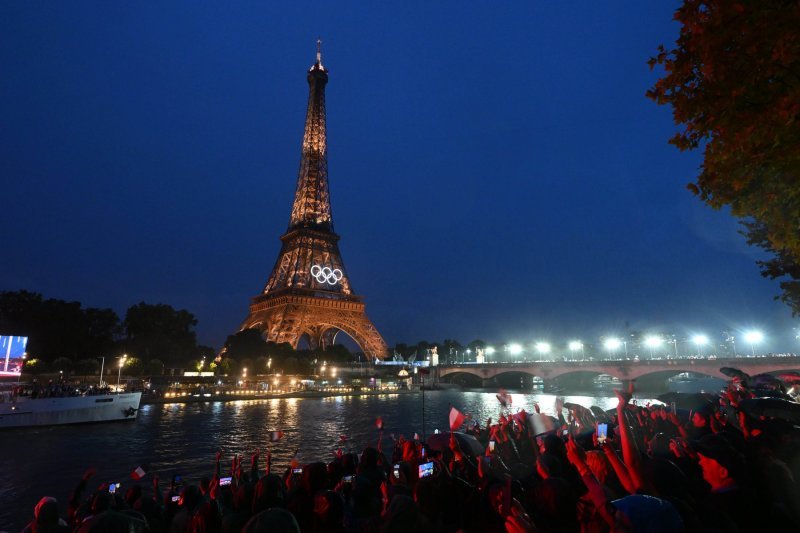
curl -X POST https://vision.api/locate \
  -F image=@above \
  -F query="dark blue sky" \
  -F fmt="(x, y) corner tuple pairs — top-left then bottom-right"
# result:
(1, 2), (796, 353)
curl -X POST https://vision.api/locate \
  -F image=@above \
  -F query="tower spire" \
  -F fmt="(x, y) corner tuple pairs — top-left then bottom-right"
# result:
(289, 40), (330, 231)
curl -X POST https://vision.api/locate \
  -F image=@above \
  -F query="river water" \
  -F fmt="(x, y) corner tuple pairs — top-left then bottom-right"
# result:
(0, 389), (650, 529)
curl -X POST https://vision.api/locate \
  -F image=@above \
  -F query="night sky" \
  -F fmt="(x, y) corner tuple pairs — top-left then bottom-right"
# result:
(1, 3), (796, 353)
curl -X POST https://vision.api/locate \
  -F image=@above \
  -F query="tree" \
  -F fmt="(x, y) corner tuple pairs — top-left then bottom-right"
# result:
(648, 1), (800, 312)
(146, 358), (165, 376)
(124, 302), (198, 364)
(223, 329), (268, 361)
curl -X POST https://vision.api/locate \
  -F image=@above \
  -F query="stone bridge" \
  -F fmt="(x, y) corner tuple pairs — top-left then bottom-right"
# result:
(436, 357), (800, 388)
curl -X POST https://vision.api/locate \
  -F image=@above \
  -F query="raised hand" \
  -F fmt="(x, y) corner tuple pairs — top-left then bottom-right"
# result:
(613, 388), (631, 408)
(82, 467), (96, 482)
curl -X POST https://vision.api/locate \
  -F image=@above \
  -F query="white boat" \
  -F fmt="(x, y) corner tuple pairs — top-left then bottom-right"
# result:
(0, 391), (141, 429)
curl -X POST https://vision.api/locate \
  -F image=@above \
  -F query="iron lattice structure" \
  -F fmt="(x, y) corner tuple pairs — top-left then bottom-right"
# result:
(241, 43), (388, 360)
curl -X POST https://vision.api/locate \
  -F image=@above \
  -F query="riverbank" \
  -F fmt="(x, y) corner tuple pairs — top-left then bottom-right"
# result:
(141, 387), (417, 405)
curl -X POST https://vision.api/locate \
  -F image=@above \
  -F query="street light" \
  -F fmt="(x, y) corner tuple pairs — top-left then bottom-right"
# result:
(604, 338), (621, 359)
(116, 354), (127, 393)
(743, 331), (764, 357)
(568, 341), (584, 361)
(535, 342), (551, 360)
(692, 334), (709, 357)
(508, 343), (523, 359)
(644, 336), (663, 360)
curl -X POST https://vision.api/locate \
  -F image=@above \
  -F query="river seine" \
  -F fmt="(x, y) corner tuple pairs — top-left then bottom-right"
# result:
(0, 389), (653, 529)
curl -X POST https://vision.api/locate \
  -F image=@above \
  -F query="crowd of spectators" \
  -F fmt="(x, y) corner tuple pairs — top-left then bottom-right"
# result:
(19, 370), (800, 532)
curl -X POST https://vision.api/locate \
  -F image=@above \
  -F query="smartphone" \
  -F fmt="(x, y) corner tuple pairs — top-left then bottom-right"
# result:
(171, 495), (180, 503)
(562, 429), (569, 436)
(108, 483), (120, 494)
(597, 423), (608, 445)
(670, 402), (677, 415)
(418, 461), (434, 478)
(420, 446), (426, 458)
(489, 440), (496, 452)
(343, 475), (354, 483)
(434, 429), (440, 434)
(219, 476), (232, 486)
(393, 464), (400, 479)
(292, 467), (303, 475)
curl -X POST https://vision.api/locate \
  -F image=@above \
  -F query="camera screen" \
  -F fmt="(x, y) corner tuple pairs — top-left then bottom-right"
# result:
(418, 461), (434, 478)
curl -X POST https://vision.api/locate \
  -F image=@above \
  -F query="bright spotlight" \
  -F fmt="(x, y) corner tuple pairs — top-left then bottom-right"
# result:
(692, 334), (709, 346)
(535, 342), (551, 354)
(486, 346), (496, 355)
(568, 341), (583, 351)
(644, 336), (663, 348)
(744, 331), (763, 344)
(604, 338), (622, 350)
(508, 343), (523, 355)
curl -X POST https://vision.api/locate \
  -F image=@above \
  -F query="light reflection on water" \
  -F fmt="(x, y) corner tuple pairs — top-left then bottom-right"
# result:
(0, 390), (651, 529)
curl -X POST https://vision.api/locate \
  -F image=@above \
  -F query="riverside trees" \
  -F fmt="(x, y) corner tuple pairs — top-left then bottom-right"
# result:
(648, 0), (800, 312)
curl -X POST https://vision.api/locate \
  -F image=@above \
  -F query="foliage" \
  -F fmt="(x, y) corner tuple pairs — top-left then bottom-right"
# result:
(51, 357), (74, 373)
(75, 358), (101, 375)
(124, 302), (198, 364)
(24, 358), (48, 374)
(648, 1), (800, 312)
(0, 290), (122, 360)
(223, 329), (268, 361)
(146, 358), (165, 376)
(124, 356), (143, 376)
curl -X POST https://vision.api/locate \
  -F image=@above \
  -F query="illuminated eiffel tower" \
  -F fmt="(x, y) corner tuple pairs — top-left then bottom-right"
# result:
(240, 42), (388, 360)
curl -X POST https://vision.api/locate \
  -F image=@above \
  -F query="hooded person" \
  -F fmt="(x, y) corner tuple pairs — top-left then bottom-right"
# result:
(610, 495), (684, 532)
(692, 433), (761, 532)
(22, 497), (70, 533)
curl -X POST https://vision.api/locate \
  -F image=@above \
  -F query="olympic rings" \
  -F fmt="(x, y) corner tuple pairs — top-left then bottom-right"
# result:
(311, 264), (343, 286)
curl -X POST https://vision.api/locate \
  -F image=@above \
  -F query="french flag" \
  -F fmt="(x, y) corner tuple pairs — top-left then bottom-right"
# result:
(130, 466), (146, 480)
(269, 430), (284, 442)
(449, 407), (466, 431)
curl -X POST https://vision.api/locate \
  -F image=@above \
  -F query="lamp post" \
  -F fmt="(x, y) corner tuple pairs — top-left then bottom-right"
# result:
(568, 341), (584, 362)
(535, 342), (551, 361)
(744, 331), (763, 357)
(604, 338), (622, 360)
(116, 354), (127, 393)
(692, 335), (709, 358)
(644, 336), (662, 360)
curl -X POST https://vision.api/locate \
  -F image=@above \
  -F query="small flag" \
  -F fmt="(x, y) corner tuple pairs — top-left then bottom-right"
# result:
(131, 466), (146, 480)
(413, 432), (420, 441)
(449, 407), (466, 431)
(496, 389), (512, 407)
(376, 417), (384, 430)
(269, 430), (284, 442)
(339, 434), (348, 442)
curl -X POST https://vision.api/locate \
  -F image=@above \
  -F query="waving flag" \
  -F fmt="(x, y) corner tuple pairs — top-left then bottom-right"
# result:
(449, 407), (466, 431)
(269, 430), (284, 442)
(376, 417), (384, 430)
(130, 466), (147, 480)
(496, 389), (512, 407)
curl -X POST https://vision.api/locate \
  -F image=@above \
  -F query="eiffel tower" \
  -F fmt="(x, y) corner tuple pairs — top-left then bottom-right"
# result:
(240, 42), (388, 360)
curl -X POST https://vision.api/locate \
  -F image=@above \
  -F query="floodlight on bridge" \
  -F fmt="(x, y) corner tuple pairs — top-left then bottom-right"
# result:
(644, 336), (663, 348)
(743, 331), (763, 344)
(535, 342), (551, 355)
(508, 343), (523, 356)
(568, 340), (585, 361)
(486, 346), (496, 355)
(604, 338), (622, 351)
(744, 330), (763, 357)
(692, 334), (709, 357)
